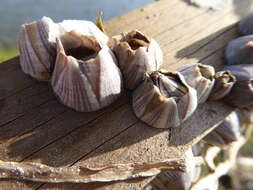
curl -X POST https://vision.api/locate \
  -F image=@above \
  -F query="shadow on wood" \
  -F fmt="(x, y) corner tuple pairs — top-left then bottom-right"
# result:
(175, 24), (239, 69)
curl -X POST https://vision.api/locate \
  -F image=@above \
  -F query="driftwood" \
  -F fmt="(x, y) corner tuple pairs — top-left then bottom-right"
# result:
(0, 159), (185, 183)
(1, 0), (253, 189)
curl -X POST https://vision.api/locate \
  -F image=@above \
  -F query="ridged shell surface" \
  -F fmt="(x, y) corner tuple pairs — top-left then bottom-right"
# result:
(113, 30), (163, 90)
(51, 33), (122, 112)
(133, 71), (197, 128)
(177, 63), (215, 104)
(18, 17), (59, 80)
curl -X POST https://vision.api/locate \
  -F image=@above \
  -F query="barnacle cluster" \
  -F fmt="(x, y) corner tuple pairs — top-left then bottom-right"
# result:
(18, 15), (253, 127)
(16, 14), (253, 189)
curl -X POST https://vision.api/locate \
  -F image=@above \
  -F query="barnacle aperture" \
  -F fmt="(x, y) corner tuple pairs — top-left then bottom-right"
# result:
(209, 71), (236, 101)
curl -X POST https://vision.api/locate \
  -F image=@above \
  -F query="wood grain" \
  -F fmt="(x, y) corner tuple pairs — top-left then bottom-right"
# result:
(0, 0), (251, 189)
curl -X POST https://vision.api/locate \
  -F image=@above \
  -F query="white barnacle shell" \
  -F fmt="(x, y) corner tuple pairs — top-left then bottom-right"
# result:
(51, 31), (122, 112)
(177, 63), (215, 104)
(132, 71), (197, 129)
(57, 19), (108, 46)
(18, 17), (59, 80)
(112, 30), (163, 90)
(225, 35), (253, 65)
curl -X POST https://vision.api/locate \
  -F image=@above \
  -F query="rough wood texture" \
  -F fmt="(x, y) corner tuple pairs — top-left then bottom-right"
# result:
(1, 0), (252, 189)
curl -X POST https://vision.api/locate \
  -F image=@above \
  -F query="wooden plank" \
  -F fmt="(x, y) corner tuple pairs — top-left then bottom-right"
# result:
(0, 0), (250, 189)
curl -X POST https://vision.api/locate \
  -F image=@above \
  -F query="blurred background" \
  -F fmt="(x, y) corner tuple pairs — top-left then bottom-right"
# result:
(0, 0), (154, 62)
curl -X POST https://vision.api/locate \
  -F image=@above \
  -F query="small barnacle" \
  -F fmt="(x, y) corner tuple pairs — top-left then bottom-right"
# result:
(208, 70), (236, 101)
(112, 30), (163, 90)
(223, 64), (253, 108)
(132, 70), (197, 129)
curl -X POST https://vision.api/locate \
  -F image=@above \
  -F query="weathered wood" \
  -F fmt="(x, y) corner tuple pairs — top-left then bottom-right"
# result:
(0, 0), (251, 189)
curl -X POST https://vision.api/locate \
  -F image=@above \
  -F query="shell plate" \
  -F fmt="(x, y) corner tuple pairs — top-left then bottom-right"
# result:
(133, 71), (197, 129)
(51, 33), (122, 112)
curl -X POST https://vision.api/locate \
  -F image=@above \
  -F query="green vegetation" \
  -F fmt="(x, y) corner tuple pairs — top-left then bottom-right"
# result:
(0, 45), (18, 63)
(0, 40), (19, 63)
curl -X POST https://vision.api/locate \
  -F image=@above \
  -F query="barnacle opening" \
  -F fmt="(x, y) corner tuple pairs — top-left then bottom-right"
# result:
(61, 31), (102, 61)
(66, 46), (98, 61)
(124, 30), (150, 50)
(150, 71), (188, 102)
(216, 71), (236, 84)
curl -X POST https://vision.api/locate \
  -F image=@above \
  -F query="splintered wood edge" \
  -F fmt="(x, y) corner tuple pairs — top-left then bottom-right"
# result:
(0, 158), (185, 183)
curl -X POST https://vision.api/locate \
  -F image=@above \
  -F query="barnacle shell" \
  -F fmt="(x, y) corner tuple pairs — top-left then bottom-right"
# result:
(225, 35), (253, 65)
(208, 70), (236, 100)
(215, 112), (241, 143)
(113, 30), (163, 90)
(177, 63), (215, 104)
(58, 19), (108, 46)
(18, 17), (59, 80)
(204, 111), (241, 147)
(132, 71), (197, 129)
(239, 13), (253, 35)
(18, 17), (109, 81)
(223, 64), (253, 108)
(51, 31), (122, 112)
